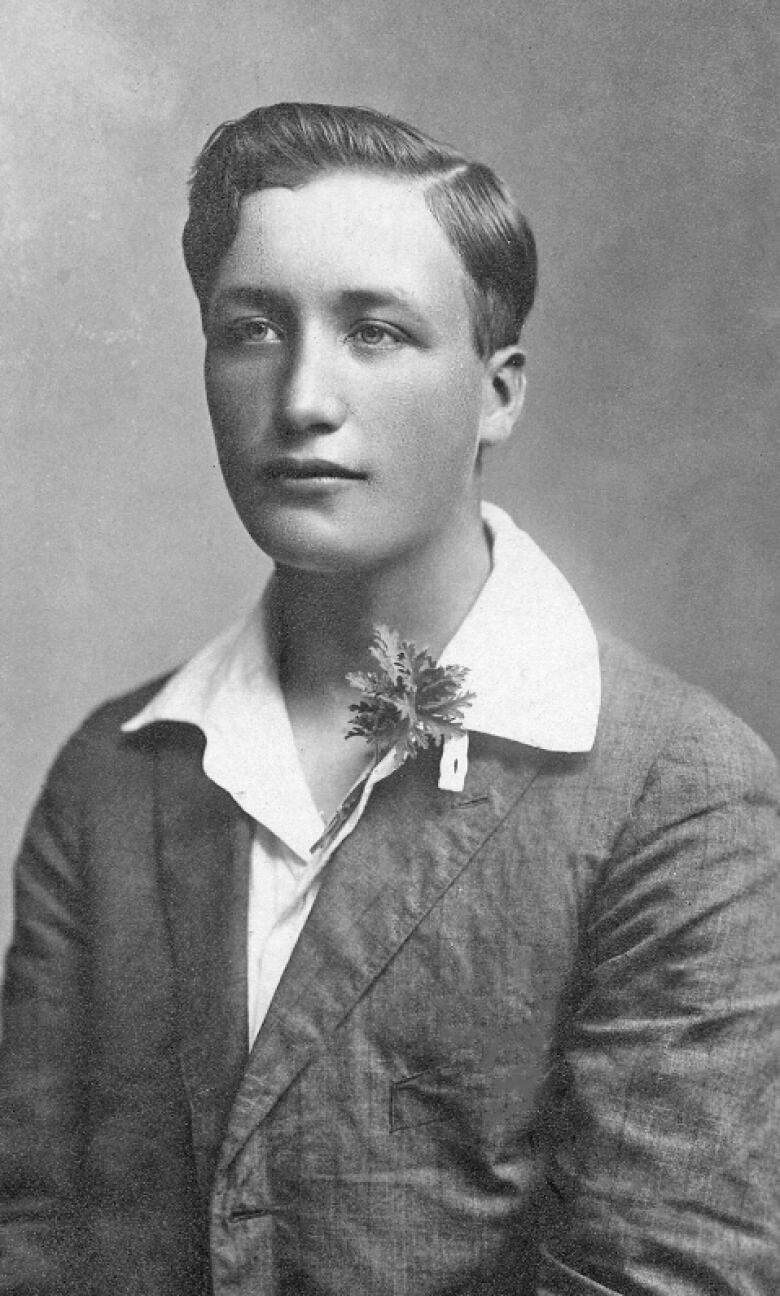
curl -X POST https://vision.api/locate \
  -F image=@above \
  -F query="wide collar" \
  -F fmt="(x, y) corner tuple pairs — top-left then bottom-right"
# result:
(443, 503), (600, 751)
(122, 504), (600, 852)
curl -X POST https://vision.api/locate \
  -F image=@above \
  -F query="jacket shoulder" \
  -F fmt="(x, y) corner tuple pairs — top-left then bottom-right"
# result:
(40, 671), (194, 810)
(80, 672), (174, 732)
(63, 671), (178, 755)
(594, 631), (779, 794)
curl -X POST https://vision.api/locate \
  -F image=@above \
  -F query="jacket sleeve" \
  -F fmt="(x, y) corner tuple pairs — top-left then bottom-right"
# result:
(0, 736), (94, 1295)
(538, 702), (780, 1295)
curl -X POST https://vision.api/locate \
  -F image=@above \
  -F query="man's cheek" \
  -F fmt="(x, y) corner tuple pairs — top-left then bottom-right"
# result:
(206, 363), (265, 419)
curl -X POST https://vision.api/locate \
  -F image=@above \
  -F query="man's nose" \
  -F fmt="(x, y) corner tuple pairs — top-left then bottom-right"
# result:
(277, 334), (346, 435)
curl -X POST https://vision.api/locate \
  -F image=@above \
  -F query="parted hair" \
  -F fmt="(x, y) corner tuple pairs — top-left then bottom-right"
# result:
(182, 102), (537, 357)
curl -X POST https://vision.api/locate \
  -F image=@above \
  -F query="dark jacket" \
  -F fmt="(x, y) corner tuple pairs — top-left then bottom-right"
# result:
(2, 635), (780, 1295)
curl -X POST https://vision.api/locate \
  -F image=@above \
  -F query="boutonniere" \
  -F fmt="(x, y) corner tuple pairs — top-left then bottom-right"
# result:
(312, 626), (474, 854)
(345, 624), (474, 761)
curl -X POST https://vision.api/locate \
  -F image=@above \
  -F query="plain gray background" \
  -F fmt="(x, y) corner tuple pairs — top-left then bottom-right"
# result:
(2, 0), (778, 958)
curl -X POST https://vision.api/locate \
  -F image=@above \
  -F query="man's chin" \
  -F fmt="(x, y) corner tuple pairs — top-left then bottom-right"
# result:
(241, 515), (380, 576)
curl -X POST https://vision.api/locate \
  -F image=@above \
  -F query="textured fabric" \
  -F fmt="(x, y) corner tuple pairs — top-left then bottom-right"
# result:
(120, 504), (599, 1048)
(244, 744), (401, 1045)
(1, 637), (780, 1294)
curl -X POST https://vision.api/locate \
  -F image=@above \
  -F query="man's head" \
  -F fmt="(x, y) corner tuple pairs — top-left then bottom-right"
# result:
(183, 102), (537, 359)
(187, 104), (538, 576)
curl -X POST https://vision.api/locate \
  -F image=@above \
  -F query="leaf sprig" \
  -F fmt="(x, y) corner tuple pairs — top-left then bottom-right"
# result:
(310, 626), (473, 855)
(345, 625), (474, 762)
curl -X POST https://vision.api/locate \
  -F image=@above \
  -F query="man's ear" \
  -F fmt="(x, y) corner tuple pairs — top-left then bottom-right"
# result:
(478, 345), (527, 449)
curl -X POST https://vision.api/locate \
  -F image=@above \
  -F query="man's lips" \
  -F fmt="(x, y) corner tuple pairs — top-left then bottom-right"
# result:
(259, 457), (364, 481)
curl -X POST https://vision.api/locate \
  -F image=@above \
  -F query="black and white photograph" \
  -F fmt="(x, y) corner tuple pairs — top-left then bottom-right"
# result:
(1, 3), (779, 1292)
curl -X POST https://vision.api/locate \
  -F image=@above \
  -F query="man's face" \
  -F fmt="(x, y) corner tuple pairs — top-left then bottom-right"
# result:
(204, 170), (513, 574)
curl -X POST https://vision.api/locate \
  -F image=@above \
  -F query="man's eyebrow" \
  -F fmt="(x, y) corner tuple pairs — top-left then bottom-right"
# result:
(338, 288), (428, 322)
(210, 284), (430, 325)
(210, 285), (284, 311)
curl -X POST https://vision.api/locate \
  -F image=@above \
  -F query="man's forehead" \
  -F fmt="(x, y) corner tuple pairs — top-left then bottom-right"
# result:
(240, 169), (431, 230)
(227, 173), (458, 273)
(213, 171), (469, 320)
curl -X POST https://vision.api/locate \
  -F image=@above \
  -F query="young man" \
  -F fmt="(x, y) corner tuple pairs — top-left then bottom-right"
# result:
(2, 103), (779, 1296)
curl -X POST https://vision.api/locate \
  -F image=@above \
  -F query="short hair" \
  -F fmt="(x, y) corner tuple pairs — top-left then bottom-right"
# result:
(182, 103), (537, 358)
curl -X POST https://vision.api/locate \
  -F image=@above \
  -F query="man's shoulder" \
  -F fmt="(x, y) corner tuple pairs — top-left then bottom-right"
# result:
(46, 671), (195, 791)
(84, 673), (175, 731)
(71, 672), (179, 749)
(594, 630), (778, 794)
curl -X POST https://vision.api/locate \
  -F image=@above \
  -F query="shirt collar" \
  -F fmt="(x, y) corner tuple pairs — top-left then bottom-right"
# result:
(122, 504), (600, 843)
(442, 502), (600, 751)
(122, 588), (326, 857)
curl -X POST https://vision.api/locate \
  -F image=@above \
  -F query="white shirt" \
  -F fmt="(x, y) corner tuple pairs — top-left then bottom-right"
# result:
(122, 504), (600, 1046)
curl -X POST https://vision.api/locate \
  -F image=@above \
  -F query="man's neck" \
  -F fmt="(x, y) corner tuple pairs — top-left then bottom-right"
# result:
(272, 515), (492, 708)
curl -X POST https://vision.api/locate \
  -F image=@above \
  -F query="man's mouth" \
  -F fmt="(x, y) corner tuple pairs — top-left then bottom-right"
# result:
(259, 457), (364, 481)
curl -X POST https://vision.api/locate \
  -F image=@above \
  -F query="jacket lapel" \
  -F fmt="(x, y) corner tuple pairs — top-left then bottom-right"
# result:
(218, 736), (549, 1174)
(153, 724), (250, 1194)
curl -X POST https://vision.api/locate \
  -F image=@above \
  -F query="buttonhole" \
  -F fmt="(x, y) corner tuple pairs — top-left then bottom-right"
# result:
(229, 1206), (273, 1222)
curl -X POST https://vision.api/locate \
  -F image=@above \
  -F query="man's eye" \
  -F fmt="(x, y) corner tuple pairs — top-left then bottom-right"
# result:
(225, 319), (283, 345)
(350, 323), (402, 349)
